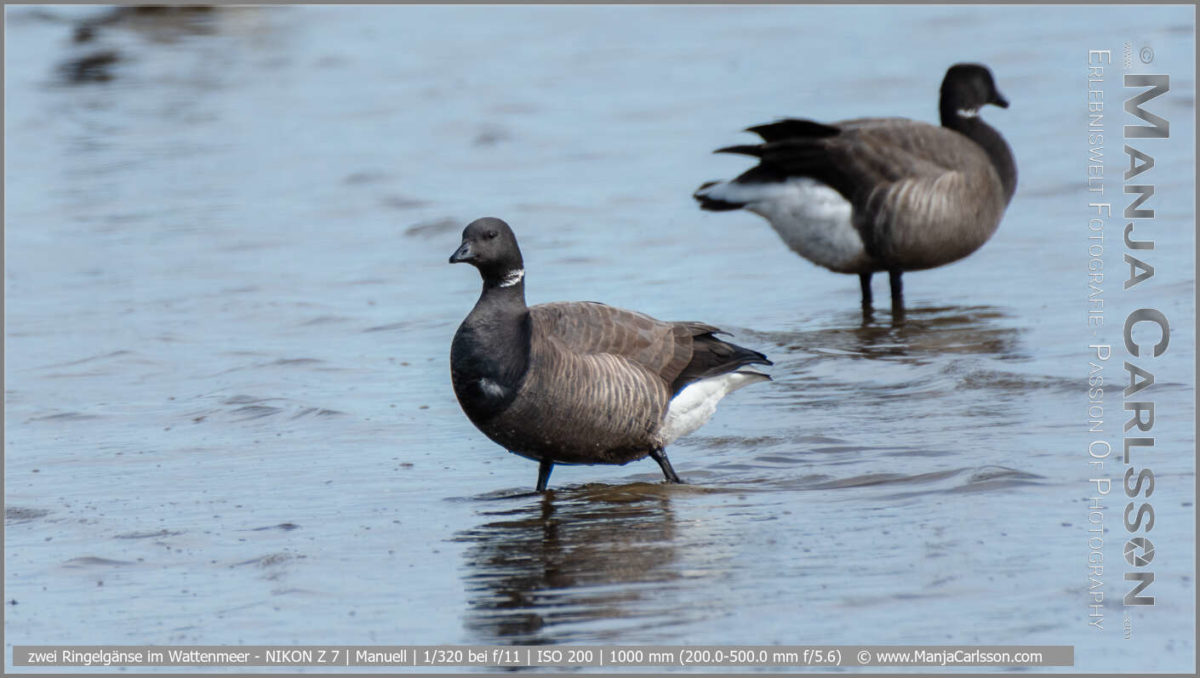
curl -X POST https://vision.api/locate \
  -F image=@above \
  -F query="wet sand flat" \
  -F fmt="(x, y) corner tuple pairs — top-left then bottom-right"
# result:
(4, 5), (1196, 674)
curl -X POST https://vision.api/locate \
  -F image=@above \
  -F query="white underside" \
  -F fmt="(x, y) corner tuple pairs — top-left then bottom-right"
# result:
(659, 371), (769, 445)
(699, 178), (865, 272)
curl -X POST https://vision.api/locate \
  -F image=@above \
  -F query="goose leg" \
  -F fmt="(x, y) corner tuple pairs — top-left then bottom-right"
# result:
(535, 459), (554, 492)
(858, 272), (873, 311)
(649, 448), (684, 484)
(888, 269), (905, 321)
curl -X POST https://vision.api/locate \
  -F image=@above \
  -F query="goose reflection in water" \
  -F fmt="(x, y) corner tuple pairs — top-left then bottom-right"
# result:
(762, 304), (1026, 364)
(454, 484), (718, 644)
(746, 303), (1074, 438)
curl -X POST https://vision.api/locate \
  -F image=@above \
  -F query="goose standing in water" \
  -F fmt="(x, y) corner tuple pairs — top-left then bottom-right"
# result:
(694, 63), (1017, 319)
(449, 217), (772, 492)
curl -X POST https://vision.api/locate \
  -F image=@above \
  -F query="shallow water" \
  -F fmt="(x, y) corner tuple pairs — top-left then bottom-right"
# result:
(4, 4), (1196, 674)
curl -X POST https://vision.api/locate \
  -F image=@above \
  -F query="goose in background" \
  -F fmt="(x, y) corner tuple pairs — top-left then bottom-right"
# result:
(449, 217), (771, 492)
(694, 63), (1017, 319)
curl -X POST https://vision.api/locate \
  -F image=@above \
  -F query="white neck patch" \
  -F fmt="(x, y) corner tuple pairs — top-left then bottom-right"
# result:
(498, 268), (524, 288)
(957, 108), (980, 118)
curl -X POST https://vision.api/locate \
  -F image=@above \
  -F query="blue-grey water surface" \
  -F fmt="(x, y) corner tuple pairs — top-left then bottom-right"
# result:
(4, 5), (1196, 674)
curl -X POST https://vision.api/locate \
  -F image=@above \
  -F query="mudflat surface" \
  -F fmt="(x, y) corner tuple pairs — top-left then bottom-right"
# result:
(4, 5), (1195, 673)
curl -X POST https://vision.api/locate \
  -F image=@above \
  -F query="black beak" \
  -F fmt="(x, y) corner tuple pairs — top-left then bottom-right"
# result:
(992, 91), (1010, 108)
(449, 241), (473, 264)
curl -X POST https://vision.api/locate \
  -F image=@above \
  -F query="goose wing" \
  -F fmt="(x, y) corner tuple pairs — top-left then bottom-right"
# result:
(724, 118), (1002, 263)
(531, 302), (704, 386)
(726, 117), (988, 199)
(531, 302), (770, 395)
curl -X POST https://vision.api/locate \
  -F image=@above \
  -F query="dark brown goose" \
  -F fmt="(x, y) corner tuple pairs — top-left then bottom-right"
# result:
(449, 217), (771, 491)
(694, 63), (1017, 317)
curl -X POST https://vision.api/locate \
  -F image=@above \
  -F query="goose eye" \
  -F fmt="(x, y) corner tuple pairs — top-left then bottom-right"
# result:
(485, 230), (498, 240)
